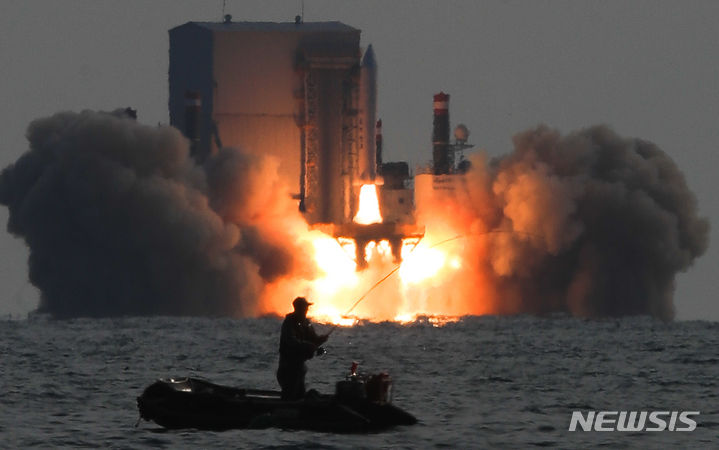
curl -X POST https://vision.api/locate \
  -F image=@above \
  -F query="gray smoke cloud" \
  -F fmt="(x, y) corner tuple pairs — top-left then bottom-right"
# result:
(0, 112), (709, 320)
(0, 110), (305, 318)
(454, 125), (710, 320)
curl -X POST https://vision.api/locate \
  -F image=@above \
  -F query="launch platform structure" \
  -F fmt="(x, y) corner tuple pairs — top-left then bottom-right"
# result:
(168, 18), (423, 268)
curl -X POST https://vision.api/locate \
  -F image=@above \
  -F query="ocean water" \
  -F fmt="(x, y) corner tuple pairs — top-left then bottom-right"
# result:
(2, 315), (718, 448)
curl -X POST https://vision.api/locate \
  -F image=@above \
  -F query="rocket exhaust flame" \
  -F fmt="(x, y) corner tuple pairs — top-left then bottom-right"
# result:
(0, 111), (708, 321)
(353, 184), (383, 225)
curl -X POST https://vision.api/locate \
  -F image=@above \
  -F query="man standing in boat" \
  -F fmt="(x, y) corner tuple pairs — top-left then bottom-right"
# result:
(277, 297), (329, 400)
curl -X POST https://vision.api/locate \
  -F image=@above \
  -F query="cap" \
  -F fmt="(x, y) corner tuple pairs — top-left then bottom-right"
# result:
(293, 297), (313, 308)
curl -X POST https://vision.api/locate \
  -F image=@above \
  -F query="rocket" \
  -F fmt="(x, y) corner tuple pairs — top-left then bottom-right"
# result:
(358, 45), (377, 182)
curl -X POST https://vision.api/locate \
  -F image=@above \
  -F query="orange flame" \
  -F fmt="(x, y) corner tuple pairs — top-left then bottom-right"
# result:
(353, 184), (382, 224)
(258, 178), (495, 326)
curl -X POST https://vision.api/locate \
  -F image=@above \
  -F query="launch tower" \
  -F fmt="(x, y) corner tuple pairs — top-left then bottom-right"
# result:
(169, 18), (422, 266)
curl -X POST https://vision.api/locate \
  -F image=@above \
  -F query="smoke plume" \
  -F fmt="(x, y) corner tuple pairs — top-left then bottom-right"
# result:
(0, 110), (307, 318)
(0, 111), (709, 320)
(420, 125), (709, 320)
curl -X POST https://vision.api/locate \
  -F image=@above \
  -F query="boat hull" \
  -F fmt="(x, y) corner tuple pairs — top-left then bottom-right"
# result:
(137, 377), (417, 432)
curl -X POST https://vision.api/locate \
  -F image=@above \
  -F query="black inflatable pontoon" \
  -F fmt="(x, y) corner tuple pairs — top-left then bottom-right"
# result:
(137, 374), (417, 432)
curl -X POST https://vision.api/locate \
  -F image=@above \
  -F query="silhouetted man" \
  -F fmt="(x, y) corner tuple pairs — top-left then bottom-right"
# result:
(277, 297), (328, 400)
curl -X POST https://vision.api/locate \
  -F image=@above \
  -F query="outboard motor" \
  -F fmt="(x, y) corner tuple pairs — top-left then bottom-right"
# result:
(336, 361), (365, 404)
(335, 362), (393, 405)
(365, 372), (392, 404)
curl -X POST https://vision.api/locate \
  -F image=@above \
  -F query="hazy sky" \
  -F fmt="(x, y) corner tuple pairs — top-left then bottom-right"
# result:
(1, 0), (716, 319)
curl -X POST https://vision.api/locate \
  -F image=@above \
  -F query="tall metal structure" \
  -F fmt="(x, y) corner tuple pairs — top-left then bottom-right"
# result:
(432, 92), (451, 175)
(169, 19), (363, 225)
(169, 19), (423, 268)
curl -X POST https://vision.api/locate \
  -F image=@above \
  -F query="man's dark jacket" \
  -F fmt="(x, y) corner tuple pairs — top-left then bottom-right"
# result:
(277, 312), (325, 399)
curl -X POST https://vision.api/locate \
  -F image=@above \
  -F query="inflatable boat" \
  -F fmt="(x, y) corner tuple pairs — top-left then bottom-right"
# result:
(136, 371), (417, 432)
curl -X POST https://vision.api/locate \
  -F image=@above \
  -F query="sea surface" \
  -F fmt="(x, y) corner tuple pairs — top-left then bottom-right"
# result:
(2, 315), (718, 448)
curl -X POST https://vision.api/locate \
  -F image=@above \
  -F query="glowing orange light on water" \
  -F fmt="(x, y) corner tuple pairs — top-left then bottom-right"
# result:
(393, 313), (414, 323)
(353, 184), (382, 224)
(310, 304), (358, 327)
(393, 313), (460, 326)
